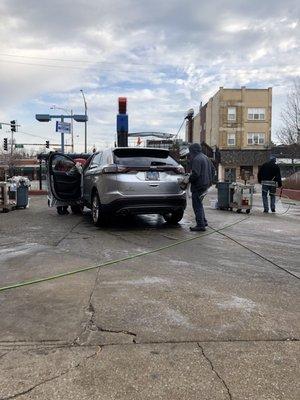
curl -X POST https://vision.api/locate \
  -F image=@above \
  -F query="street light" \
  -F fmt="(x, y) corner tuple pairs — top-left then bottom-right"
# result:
(80, 90), (88, 153)
(51, 105), (74, 152)
(35, 113), (87, 154)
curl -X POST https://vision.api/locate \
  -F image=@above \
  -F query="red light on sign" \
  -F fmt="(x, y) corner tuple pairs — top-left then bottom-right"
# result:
(118, 97), (127, 114)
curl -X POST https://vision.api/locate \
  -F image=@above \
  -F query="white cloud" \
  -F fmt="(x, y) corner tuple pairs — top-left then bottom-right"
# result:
(0, 0), (299, 149)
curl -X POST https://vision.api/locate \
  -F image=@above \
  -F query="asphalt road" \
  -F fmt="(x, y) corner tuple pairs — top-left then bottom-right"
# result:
(0, 188), (299, 399)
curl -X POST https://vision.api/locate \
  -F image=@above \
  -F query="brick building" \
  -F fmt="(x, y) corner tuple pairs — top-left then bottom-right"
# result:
(186, 86), (273, 182)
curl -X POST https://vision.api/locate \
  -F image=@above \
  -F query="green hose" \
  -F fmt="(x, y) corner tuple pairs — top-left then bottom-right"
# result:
(0, 217), (249, 293)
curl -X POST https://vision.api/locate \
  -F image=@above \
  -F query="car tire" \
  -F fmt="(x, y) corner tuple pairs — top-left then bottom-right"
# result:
(57, 206), (69, 215)
(71, 204), (84, 214)
(163, 209), (184, 224)
(91, 192), (105, 226)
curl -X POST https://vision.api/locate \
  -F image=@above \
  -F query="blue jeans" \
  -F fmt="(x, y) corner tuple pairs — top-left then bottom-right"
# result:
(192, 189), (207, 228)
(262, 184), (276, 211)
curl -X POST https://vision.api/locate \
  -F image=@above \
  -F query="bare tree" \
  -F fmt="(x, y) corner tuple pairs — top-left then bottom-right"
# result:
(277, 79), (300, 145)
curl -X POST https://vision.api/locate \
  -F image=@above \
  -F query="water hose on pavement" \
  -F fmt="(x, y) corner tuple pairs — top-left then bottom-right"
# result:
(0, 217), (250, 293)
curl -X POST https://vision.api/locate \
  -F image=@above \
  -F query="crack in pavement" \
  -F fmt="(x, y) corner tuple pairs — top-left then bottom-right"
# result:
(0, 347), (101, 400)
(54, 220), (84, 247)
(198, 344), (232, 400)
(73, 249), (138, 345)
(0, 351), (9, 360)
(75, 301), (137, 345)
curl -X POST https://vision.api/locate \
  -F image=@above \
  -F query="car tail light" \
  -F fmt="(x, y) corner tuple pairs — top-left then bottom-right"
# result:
(102, 164), (118, 173)
(102, 164), (128, 173)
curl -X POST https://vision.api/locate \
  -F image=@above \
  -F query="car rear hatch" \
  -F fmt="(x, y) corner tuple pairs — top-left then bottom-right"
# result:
(112, 148), (184, 196)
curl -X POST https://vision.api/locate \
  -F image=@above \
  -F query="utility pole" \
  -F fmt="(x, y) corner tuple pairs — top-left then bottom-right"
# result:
(10, 120), (17, 156)
(50, 105), (74, 153)
(80, 90), (88, 152)
(61, 115), (65, 154)
(71, 109), (74, 152)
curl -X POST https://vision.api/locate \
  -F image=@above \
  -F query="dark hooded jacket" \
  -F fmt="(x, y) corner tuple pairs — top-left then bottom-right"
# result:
(188, 143), (215, 192)
(257, 159), (282, 187)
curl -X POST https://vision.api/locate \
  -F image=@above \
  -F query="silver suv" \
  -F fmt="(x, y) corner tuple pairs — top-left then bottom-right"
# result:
(48, 147), (186, 225)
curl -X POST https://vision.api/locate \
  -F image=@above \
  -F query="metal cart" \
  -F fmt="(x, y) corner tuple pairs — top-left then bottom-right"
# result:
(8, 176), (31, 209)
(229, 183), (254, 214)
(217, 182), (254, 214)
(0, 182), (16, 212)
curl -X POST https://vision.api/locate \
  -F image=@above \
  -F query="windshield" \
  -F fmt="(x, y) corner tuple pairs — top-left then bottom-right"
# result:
(113, 148), (178, 167)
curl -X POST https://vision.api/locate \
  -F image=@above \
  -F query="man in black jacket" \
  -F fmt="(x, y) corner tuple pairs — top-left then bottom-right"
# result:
(188, 143), (215, 231)
(257, 155), (282, 213)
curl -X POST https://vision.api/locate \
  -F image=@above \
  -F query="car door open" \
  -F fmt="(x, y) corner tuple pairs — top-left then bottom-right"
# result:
(48, 153), (82, 201)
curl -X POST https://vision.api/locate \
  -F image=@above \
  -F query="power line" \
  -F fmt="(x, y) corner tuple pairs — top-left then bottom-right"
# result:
(0, 58), (173, 73)
(0, 59), (87, 70)
(0, 52), (178, 68)
(175, 118), (186, 138)
(17, 130), (51, 140)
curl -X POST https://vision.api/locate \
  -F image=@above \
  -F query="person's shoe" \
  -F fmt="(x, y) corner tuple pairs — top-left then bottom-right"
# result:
(190, 226), (206, 232)
(263, 210), (268, 213)
(205, 222), (208, 227)
(271, 208), (276, 213)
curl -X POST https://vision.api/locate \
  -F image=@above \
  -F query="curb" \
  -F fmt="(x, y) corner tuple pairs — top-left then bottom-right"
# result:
(29, 190), (48, 195)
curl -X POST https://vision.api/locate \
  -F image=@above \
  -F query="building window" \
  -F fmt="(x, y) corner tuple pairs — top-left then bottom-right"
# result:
(227, 133), (236, 146)
(247, 108), (265, 120)
(247, 133), (265, 145)
(228, 107), (236, 121)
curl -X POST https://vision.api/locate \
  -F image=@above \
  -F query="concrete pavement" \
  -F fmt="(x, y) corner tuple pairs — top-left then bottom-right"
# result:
(0, 189), (299, 399)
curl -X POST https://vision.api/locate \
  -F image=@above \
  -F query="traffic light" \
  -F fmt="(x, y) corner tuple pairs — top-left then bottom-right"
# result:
(10, 120), (16, 132)
(45, 140), (49, 148)
(3, 138), (8, 151)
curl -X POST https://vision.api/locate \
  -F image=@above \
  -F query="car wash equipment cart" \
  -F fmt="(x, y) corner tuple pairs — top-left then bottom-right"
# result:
(0, 182), (16, 212)
(8, 176), (31, 209)
(229, 183), (254, 214)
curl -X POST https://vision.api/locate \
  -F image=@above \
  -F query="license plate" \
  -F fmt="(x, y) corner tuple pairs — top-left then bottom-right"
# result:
(146, 171), (159, 181)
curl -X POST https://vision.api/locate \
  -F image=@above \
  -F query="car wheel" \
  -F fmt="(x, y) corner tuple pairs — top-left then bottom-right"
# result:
(91, 192), (104, 226)
(57, 206), (69, 215)
(163, 209), (184, 224)
(71, 204), (84, 214)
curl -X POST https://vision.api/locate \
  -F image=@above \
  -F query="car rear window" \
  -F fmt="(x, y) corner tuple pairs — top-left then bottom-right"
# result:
(113, 148), (178, 167)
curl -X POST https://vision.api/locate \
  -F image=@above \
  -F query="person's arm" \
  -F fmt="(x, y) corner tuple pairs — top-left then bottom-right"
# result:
(275, 165), (282, 187)
(257, 165), (263, 183)
(210, 161), (216, 185)
(189, 159), (201, 183)
(189, 169), (198, 183)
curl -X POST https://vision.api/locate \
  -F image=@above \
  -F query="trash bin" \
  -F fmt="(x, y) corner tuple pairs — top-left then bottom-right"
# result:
(216, 182), (231, 209)
(8, 176), (30, 209)
(16, 182), (29, 208)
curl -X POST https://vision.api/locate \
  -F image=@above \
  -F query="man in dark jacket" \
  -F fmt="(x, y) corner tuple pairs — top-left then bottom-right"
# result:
(188, 143), (215, 231)
(257, 155), (282, 213)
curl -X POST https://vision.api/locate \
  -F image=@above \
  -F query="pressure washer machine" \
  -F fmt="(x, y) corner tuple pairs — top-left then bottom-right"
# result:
(217, 182), (254, 214)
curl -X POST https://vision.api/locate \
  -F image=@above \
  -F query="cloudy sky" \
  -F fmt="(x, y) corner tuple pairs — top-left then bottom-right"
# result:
(0, 0), (299, 151)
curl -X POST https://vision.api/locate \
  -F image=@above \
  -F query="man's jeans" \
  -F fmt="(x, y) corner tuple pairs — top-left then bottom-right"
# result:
(192, 189), (207, 228)
(262, 184), (276, 211)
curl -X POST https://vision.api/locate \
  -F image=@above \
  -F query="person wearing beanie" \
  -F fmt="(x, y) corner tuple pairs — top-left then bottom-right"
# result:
(188, 143), (215, 231)
(257, 155), (282, 213)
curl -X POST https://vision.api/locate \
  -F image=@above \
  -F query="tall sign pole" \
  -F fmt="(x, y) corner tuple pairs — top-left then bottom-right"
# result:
(61, 116), (65, 154)
(71, 109), (74, 153)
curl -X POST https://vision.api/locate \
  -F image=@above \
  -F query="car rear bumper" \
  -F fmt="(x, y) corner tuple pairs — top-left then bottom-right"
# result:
(101, 195), (187, 215)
